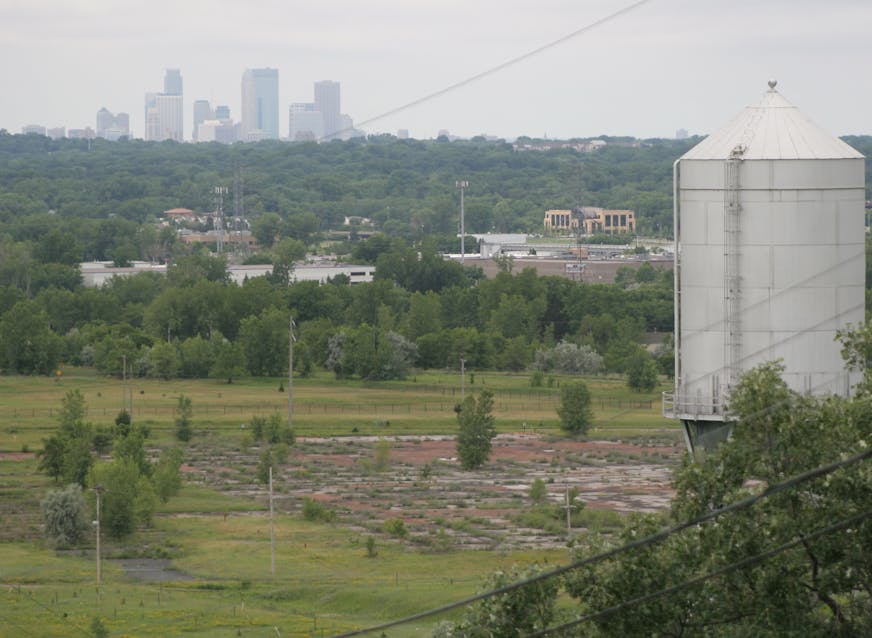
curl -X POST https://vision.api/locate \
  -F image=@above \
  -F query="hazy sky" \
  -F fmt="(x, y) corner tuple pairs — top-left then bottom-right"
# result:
(2, 0), (871, 140)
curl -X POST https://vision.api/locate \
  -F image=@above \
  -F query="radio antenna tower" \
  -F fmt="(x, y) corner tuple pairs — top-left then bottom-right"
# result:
(234, 163), (244, 218)
(214, 186), (228, 253)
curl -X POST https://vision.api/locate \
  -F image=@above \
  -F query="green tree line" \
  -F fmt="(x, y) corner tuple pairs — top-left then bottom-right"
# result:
(0, 237), (672, 380)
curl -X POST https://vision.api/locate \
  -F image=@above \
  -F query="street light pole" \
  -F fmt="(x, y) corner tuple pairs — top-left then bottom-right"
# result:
(456, 180), (468, 264)
(288, 316), (296, 428)
(94, 484), (105, 584)
(269, 466), (275, 578)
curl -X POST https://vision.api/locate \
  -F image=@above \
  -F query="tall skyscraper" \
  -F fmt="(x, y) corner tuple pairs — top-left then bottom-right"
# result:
(164, 69), (183, 96)
(289, 102), (323, 141)
(192, 100), (213, 141)
(96, 108), (114, 137)
(314, 80), (341, 140)
(155, 95), (183, 141)
(96, 107), (130, 140)
(145, 69), (183, 141)
(241, 68), (279, 141)
(144, 92), (157, 136)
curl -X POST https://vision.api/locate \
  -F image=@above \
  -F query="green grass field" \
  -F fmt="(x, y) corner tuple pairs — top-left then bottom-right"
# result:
(0, 368), (677, 637)
(0, 368), (673, 451)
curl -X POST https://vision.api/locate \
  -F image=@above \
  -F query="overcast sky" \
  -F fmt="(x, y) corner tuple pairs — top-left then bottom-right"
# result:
(2, 0), (871, 140)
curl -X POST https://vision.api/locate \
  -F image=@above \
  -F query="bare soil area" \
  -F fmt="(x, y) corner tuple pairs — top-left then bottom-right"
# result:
(113, 558), (193, 582)
(184, 433), (682, 549)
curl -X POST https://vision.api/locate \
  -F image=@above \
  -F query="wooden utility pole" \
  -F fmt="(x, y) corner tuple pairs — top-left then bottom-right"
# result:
(129, 358), (134, 424)
(269, 467), (275, 578)
(122, 355), (127, 415)
(460, 358), (466, 402)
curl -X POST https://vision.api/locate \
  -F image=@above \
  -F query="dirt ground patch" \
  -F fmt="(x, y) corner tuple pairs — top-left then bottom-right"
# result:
(0, 452), (36, 461)
(185, 433), (682, 550)
(113, 558), (193, 582)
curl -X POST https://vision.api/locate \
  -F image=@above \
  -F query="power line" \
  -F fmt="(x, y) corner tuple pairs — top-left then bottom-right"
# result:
(526, 508), (872, 637)
(5, 588), (94, 638)
(328, 447), (872, 637)
(325, 0), (653, 139)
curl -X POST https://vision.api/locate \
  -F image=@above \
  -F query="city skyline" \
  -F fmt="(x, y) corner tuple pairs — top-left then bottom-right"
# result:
(2, 1), (872, 140)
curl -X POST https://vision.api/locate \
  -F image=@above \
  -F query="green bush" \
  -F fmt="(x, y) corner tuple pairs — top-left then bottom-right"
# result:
(41, 483), (90, 548)
(174, 395), (193, 442)
(382, 518), (408, 538)
(250, 415), (266, 441)
(264, 414), (294, 444)
(365, 535), (377, 557)
(301, 497), (336, 523)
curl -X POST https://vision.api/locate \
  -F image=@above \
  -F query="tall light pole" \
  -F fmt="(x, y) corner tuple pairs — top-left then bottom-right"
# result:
(94, 483), (105, 584)
(122, 355), (127, 416)
(269, 466), (275, 578)
(288, 316), (296, 427)
(456, 180), (468, 264)
(460, 357), (466, 402)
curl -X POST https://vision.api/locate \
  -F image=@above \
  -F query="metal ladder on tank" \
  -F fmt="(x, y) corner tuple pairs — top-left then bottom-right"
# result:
(723, 145), (745, 401)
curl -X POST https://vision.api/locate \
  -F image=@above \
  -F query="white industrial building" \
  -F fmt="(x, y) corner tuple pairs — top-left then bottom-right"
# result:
(664, 80), (865, 452)
(80, 261), (374, 287)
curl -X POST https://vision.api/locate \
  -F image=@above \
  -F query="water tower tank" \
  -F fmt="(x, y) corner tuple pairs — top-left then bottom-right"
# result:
(665, 81), (866, 453)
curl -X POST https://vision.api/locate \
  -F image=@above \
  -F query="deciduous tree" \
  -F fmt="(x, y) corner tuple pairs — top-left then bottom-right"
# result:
(557, 381), (593, 435)
(456, 389), (496, 470)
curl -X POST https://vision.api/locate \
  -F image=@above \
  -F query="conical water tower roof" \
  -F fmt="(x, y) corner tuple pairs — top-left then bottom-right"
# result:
(681, 80), (863, 161)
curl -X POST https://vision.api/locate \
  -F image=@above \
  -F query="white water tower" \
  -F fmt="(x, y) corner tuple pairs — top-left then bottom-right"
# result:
(665, 80), (866, 453)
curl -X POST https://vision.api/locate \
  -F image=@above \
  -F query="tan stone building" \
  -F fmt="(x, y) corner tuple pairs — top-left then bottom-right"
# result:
(543, 207), (635, 234)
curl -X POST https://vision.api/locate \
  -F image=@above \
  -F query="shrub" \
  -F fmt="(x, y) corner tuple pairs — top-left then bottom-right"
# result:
(365, 535), (378, 557)
(250, 415), (266, 441)
(90, 617), (109, 638)
(264, 414), (294, 445)
(529, 478), (548, 505)
(382, 518), (408, 538)
(533, 341), (603, 375)
(301, 497), (336, 523)
(41, 483), (90, 548)
(174, 394), (193, 442)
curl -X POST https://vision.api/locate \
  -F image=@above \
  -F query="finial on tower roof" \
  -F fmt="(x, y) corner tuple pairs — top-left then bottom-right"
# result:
(768, 78), (778, 90)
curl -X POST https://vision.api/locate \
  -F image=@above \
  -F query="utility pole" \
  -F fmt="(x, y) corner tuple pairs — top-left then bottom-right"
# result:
(561, 486), (577, 546)
(129, 379), (134, 424)
(456, 180), (468, 264)
(94, 484), (105, 584)
(288, 317), (296, 427)
(128, 357), (134, 425)
(269, 466), (275, 578)
(122, 355), (127, 415)
(460, 357), (466, 402)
